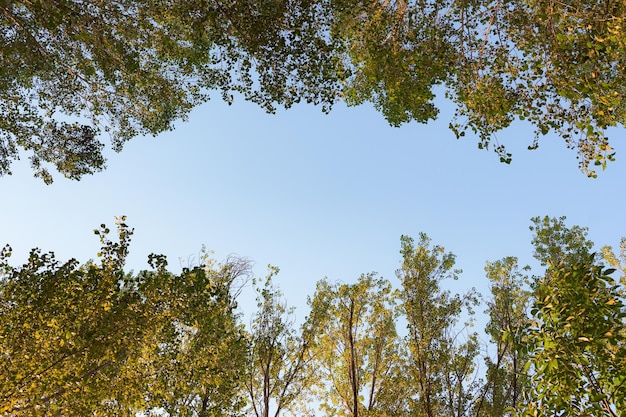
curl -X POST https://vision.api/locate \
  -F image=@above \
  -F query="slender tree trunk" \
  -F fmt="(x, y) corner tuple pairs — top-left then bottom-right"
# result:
(348, 298), (359, 417)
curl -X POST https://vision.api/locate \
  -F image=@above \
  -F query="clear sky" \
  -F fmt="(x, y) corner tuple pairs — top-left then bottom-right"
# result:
(1, 93), (624, 326)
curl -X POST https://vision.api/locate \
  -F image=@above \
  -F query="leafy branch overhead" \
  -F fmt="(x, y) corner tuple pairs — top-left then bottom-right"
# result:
(1, 0), (625, 181)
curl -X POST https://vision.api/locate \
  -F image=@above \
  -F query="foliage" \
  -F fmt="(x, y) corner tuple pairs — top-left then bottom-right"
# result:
(603, 237), (626, 286)
(309, 274), (405, 417)
(522, 260), (626, 416)
(0, 218), (250, 416)
(529, 216), (595, 267)
(331, 0), (452, 126)
(2, 1), (626, 181)
(136, 252), (251, 417)
(443, 0), (626, 174)
(0, 218), (149, 415)
(0, 0), (343, 182)
(521, 216), (626, 416)
(475, 257), (530, 417)
(246, 267), (319, 417)
(397, 234), (480, 417)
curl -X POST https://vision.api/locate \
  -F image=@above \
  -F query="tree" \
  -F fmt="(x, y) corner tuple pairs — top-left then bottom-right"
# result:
(522, 259), (626, 416)
(0, 218), (153, 415)
(0, 219), (251, 416)
(521, 217), (626, 416)
(311, 0), (626, 175)
(309, 274), (406, 417)
(331, 0), (452, 127)
(529, 215), (595, 267)
(134, 253), (251, 417)
(245, 267), (319, 417)
(475, 257), (530, 417)
(0, 0), (343, 182)
(397, 234), (480, 417)
(3, 1), (626, 181)
(445, 0), (625, 175)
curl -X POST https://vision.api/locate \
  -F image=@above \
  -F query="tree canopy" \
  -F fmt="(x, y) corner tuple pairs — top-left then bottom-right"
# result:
(0, 0), (342, 182)
(1, 0), (625, 181)
(0, 216), (624, 416)
(0, 217), (251, 416)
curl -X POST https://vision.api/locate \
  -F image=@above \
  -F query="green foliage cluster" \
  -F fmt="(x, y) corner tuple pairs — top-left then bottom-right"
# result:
(1, 0), (625, 181)
(0, 217), (250, 416)
(0, 0), (343, 182)
(0, 215), (624, 416)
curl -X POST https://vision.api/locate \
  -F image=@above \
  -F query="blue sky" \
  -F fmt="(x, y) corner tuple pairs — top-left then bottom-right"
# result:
(1, 93), (624, 324)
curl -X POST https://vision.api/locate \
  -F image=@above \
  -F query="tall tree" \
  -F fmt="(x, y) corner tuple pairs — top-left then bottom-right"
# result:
(397, 234), (480, 417)
(135, 252), (251, 417)
(0, 219), (251, 417)
(330, 0), (453, 127)
(446, 0), (625, 175)
(521, 217), (626, 416)
(0, 218), (153, 416)
(309, 274), (406, 417)
(474, 257), (530, 417)
(522, 259), (626, 416)
(245, 267), (319, 417)
(326, 0), (626, 174)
